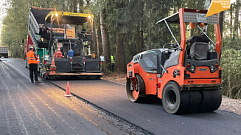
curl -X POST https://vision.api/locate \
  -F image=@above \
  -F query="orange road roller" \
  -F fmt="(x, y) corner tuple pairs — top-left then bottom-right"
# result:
(126, 8), (222, 114)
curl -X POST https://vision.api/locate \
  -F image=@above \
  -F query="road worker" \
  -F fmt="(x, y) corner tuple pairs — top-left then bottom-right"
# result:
(26, 46), (39, 83)
(111, 55), (115, 72)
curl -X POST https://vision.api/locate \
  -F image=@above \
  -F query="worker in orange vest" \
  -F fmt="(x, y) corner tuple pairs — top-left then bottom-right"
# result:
(26, 46), (39, 83)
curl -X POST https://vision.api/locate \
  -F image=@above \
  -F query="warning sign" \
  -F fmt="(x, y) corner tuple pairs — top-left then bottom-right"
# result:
(206, 0), (230, 17)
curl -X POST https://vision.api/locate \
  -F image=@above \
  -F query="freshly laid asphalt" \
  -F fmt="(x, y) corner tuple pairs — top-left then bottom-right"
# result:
(52, 80), (241, 135)
(1, 58), (241, 135)
(0, 58), (128, 135)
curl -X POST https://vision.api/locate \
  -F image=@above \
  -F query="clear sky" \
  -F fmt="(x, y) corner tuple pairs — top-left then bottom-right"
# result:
(231, 0), (236, 4)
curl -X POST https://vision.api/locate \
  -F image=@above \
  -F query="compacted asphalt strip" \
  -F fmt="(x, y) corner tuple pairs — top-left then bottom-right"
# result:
(1, 58), (241, 135)
(0, 58), (139, 135)
(51, 80), (241, 135)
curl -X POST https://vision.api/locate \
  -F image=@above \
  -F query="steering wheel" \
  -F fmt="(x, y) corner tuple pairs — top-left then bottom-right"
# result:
(163, 43), (178, 50)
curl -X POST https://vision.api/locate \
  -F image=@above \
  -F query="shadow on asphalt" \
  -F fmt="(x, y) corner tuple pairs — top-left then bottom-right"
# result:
(46, 75), (102, 81)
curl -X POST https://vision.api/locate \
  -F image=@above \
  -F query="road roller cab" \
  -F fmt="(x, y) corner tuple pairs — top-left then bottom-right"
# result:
(126, 8), (222, 114)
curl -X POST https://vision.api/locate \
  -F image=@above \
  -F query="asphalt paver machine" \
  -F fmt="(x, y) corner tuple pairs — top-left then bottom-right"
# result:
(27, 7), (103, 79)
(126, 8), (222, 114)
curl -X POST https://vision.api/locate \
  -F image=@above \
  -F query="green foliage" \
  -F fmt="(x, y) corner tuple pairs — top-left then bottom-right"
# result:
(222, 38), (241, 50)
(90, 0), (210, 62)
(221, 49), (241, 99)
(1, 0), (29, 57)
(0, 0), (88, 58)
(220, 38), (241, 99)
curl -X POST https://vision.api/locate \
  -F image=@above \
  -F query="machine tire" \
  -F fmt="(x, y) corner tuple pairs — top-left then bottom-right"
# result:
(89, 75), (101, 80)
(211, 90), (222, 111)
(96, 76), (101, 80)
(162, 81), (189, 114)
(49, 76), (56, 80)
(126, 74), (145, 103)
(200, 90), (222, 112)
(188, 91), (202, 113)
(81, 76), (89, 80)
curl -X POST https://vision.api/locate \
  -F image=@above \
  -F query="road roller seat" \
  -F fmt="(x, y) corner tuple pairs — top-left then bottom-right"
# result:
(190, 42), (209, 60)
(186, 35), (210, 59)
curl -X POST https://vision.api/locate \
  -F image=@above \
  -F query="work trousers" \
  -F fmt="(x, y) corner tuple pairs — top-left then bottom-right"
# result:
(111, 63), (115, 72)
(29, 64), (38, 81)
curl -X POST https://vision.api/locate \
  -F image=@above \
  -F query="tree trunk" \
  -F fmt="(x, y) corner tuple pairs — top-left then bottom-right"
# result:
(136, 23), (141, 53)
(219, 11), (224, 38)
(79, 0), (84, 13)
(140, 26), (144, 51)
(116, 28), (125, 73)
(46, 0), (50, 8)
(100, 10), (111, 71)
(140, 2), (144, 51)
(69, 1), (73, 12)
(233, 0), (240, 39)
(73, 0), (77, 12)
(86, 0), (90, 8)
(204, 0), (211, 10)
(62, 0), (65, 11)
(95, 28), (100, 57)
(230, 4), (233, 38)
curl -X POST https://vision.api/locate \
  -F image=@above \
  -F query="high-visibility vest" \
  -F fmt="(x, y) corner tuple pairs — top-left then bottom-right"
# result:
(26, 50), (38, 64)
(111, 55), (115, 64)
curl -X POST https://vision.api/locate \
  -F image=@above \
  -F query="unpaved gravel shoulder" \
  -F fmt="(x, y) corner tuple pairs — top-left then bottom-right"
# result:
(102, 73), (241, 115)
(219, 96), (241, 115)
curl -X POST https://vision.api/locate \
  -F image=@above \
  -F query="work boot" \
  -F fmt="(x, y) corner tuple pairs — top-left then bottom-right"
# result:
(35, 79), (41, 83)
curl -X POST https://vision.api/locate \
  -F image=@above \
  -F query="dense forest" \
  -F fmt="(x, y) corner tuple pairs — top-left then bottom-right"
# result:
(0, 0), (241, 98)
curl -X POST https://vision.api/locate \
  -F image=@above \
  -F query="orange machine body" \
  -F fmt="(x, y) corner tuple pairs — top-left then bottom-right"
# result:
(126, 8), (221, 100)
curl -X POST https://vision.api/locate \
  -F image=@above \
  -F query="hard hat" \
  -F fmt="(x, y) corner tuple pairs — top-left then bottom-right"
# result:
(29, 45), (34, 49)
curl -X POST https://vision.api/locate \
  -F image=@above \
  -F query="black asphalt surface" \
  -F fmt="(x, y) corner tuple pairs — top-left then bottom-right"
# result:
(52, 80), (241, 135)
(0, 58), (132, 135)
(1, 58), (241, 135)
